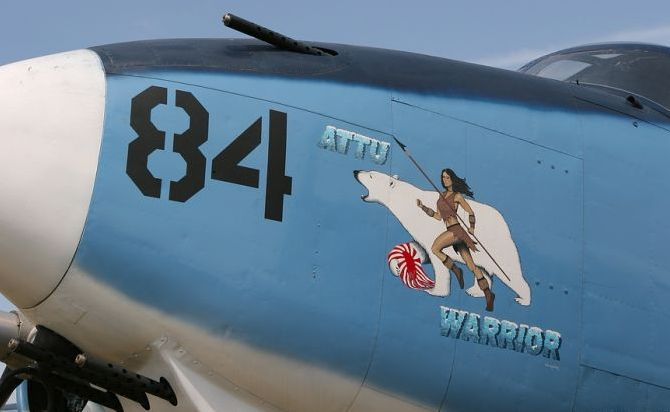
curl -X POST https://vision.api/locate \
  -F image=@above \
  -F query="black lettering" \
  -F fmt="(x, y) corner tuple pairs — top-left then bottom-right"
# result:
(127, 86), (167, 198)
(211, 118), (261, 188)
(169, 90), (209, 202)
(265, 110), (292, 221)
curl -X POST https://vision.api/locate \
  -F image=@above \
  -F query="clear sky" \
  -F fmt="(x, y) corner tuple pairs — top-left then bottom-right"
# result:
(0, 0), (667, 312)
(2, 1), (670, 69)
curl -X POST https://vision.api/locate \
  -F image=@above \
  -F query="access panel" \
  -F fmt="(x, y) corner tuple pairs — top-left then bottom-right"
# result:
(373, 100), (584, 411)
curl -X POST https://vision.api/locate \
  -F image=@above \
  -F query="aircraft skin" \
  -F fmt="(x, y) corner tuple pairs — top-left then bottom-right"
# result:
(0, 39), (670, 411)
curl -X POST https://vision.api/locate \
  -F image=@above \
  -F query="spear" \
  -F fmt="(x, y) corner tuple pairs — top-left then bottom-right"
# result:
(391, 135), (511, 283)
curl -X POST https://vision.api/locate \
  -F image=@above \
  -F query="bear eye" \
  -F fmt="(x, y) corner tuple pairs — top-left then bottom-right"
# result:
(389, 181), (394, 187)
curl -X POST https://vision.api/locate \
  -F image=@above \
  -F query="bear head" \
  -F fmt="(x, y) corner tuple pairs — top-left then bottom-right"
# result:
(354, 170), (402, 204)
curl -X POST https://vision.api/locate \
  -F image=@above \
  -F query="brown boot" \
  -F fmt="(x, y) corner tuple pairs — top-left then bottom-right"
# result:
(443, 257), (464, 289)
(477, 277), (495, 312)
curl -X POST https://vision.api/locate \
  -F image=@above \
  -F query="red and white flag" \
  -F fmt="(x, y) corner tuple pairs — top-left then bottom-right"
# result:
(387, 242), (435, 290)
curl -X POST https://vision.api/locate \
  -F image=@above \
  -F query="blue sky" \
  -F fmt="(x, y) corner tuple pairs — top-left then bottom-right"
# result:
(2, 1), (670, 69)
(0, 1), (667, 312)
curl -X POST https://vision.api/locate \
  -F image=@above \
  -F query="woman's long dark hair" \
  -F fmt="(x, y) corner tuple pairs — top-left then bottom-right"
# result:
(441, 168), (474, 198)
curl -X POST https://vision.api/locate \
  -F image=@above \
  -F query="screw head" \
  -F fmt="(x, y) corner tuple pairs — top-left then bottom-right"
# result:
(75, 354), (87, 367)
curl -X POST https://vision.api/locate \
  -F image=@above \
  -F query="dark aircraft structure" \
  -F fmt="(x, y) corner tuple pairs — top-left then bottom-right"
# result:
(0, 13), (667, 412)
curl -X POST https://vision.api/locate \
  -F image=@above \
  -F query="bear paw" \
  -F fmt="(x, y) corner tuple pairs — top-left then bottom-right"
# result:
(466, 285), (485, 298)
(514, 297), (531, 306)
(424, 284), (449, 297)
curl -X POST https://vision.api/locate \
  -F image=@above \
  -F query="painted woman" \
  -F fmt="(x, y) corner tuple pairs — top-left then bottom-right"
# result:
(416, 168), (495, 311)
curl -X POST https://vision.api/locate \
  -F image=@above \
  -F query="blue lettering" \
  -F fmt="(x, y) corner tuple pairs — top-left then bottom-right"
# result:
(438, 308), (563, 362)
(440, 306), (466, 338)
(335, 129), (353, 154)
(461, 313), (480, 343)
(317, 126), (337, 151)
(515, 324), (528, 352)
(524, 327), (544, 356)
(498, 320), (518, 350)
(318, 126), (390, 165)
(369, 140), (390, 165)
(542, 330), (562, 360)
(351, 134), (369, 159)
(480, 316), (501, 347)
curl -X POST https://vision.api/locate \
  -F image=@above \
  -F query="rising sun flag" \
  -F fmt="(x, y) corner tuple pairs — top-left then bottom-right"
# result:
(387, 242), (435, 290)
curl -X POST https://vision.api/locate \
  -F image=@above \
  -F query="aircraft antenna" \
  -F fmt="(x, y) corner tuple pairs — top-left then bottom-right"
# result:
(391, 135), (512, 283)
(223, 13), (328, 56)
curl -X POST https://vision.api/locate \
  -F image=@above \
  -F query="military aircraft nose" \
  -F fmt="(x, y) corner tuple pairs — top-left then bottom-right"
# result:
(0, 50), (105, 308)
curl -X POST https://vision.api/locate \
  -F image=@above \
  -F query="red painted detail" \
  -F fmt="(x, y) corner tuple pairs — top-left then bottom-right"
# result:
(387, 243), (435, 290)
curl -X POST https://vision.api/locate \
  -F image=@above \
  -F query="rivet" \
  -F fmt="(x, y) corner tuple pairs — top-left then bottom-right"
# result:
(75, 354), (87, 367)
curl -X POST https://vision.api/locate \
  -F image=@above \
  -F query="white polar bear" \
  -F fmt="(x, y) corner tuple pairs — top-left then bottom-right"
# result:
(355, 170), (531, 306)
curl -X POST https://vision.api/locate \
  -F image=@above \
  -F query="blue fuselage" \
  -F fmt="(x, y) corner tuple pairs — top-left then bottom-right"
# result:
(70, 39), (670, 411)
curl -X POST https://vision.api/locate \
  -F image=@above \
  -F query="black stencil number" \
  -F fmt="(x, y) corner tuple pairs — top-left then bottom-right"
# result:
(127, 87), (209, 203)
(265, 110), (292, 221)
(127, 86), (167, 198)
(211, 112), (292, 221)
(211, 118), (261, 188)
(128, 87), (292, 221)
(169, 90), (209, 202)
